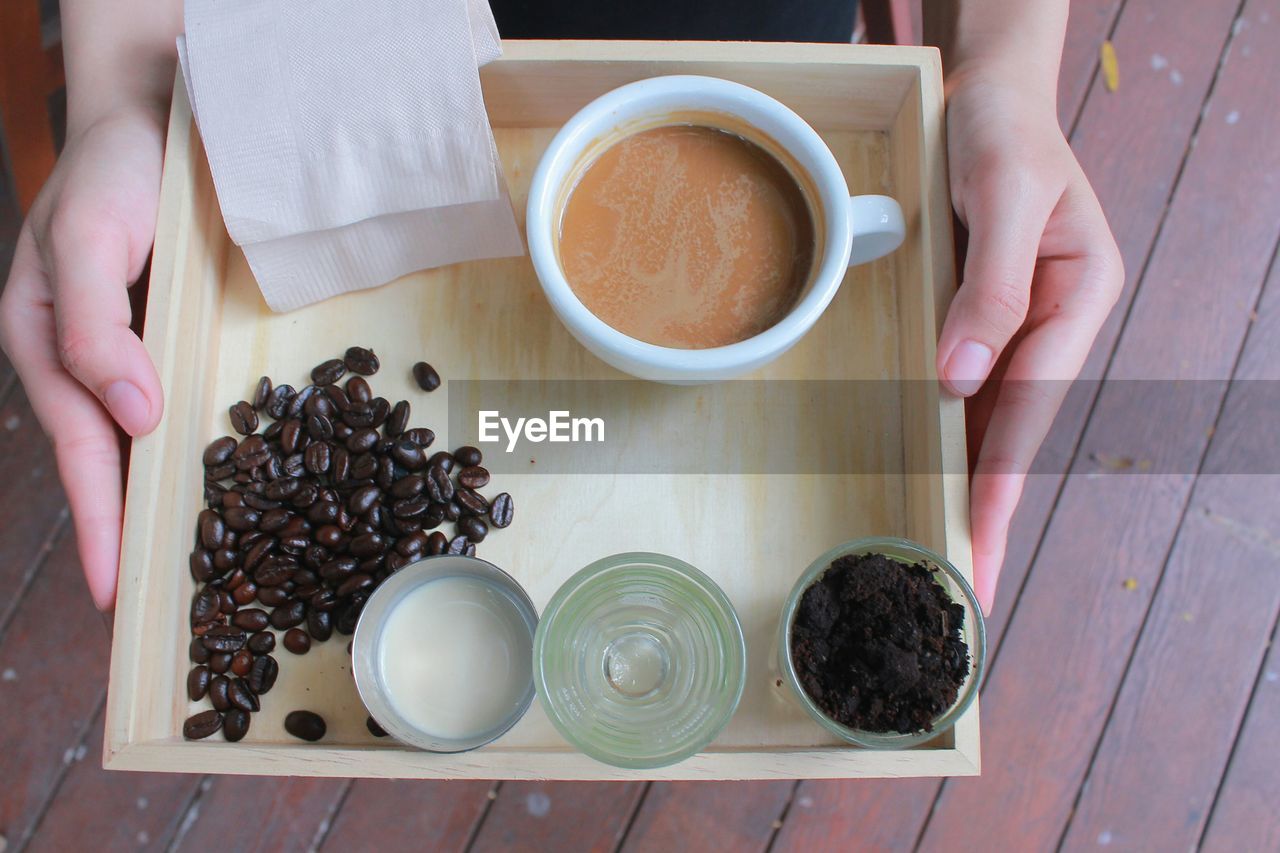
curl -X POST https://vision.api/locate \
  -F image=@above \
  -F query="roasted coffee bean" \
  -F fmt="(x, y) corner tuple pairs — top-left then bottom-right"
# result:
(228, 677), (260, 713)
(350, 452), (378, 480)
(398, 429), (432, 450)
(232, 433), (268, 462)
(230, 649), (254, 677)
(391, 497), (429, 519)
(366, 716), (388, 737)
(183, 709), (223, 740)
(290, 483), (319, 508)
(223, 709), (251, 742)
(231, 608), (270, 632)
(349, 532), (385, 557)
(218, 589), (237, 615)
(265, 384), (295, 418)
(208, 651), (232, 674)
(277, 418), (301, 454)
(270, 599), (307, 629)
(311, 358), (346, 385)
(284, 710), (327, 742)
(342, 404), (376, 429)
(454, 446), (482, 467)
(458, 515), (489, 543)
(223, 506), (260, 532)
(386, 400), (410, 437)
(396, 530), (428, 557)
(209, 675), (232, 710)
(304, 441), (331, 475)
(424, 452), (452, 474)
(242, 492), (281, 512)
(283, 628), (312, 655)
(446, 535), (468, 555)
(349, 485), (381, 515)
(325, 383), (352, 411)
(489, 492), (514, 528)
(464, 542), (477, 557)
(283, 453), (307, 478)
(247, 631), (276, 655)
(243, 540), (275, 577)
(427, 531), (449, 555)
(347, 427), (379, 454)
(457, 465), (490, 489)
(385, 551), (408, 572)
(198, 509), (225, 551)
(306, 391), (335, 420)
(229, 401), (258, 435)
(314, 524), (342, 549)
(191, 588), (221, 625)
(373, 456), (395, 492)
(422, 503), (446, 529)
(425, 464), (454, 503)
(309, 587), (338, 612)
(289, 384), (317, 420)
(455, 486), (488, 517)
(257, 585), (291, 606)
(307, 413), (334, 441)
(389, 439), (426, 470)
(305, 610), (334, 646)
(307, 500), (339, 527)
(443, 501), (461, 522)
(369, 397), (390, 428)
(390, 474), (424, 499)
(225, 568), (248, 591)
(204, 436), (238, 467)
(346, 375), (372, 404)
(255, 558), (295, 587)
(232, 582), (259, 607)
(202, 624), (247, 652)
(412, 361), (441, 391)
(206, 463), (236, 483)
(335, 601), (362, 635)
(264, 476), (301, 501)
(248, 654), (279, 694)
(329, 446), (351, 483)
(221, 491), (245, 510)
(336, 573), (374, 598)
(263, 419), (285, 441)
(344, 346), (380, 375)
(252, 376), (273, 410)
(320, 557), (358, 581)
(189, 636), (212, 664)
(190, 550), (216, 583)
(187, 665), (211, 701)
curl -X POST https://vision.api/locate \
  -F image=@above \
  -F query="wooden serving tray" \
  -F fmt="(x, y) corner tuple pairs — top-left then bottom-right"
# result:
(106, 41), (976, 780)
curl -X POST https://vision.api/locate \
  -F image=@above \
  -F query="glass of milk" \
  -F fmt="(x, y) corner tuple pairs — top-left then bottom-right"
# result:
(352, 556), (538, 752)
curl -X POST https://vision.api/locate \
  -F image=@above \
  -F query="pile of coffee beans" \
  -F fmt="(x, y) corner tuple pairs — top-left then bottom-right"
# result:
(183, 349), (514, 742)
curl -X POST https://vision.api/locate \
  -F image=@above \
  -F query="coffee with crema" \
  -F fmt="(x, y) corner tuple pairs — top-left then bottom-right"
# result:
(557, 122), (817, 349)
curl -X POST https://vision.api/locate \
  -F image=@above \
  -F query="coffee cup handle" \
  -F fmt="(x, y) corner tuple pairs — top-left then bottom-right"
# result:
(847, 195), (906, 266)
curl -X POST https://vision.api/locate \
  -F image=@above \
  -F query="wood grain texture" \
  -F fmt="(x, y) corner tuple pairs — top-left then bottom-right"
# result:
(169, 777), (348, 853)
(771, 777), (939, 852)
(470, 782), (645, 853)
(1057, 0), (1123, 129)
(620, 781), (793, 852)
(105, 42), (974, 781)
(319, 780), (492, 851)
(1201, 624), (1280, 853)
(919, 0), (1279, 846)
(0, 386), (68, 631)
(0, 531), (108, 847)
(26, 708), (202, 853)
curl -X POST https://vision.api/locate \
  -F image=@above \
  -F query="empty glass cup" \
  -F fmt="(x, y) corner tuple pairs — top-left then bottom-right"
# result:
(533, 552), (746, 769)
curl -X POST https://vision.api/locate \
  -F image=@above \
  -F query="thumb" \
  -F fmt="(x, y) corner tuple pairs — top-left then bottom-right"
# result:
(45, 204), (163, 436)
(938, 169), (1055, 397)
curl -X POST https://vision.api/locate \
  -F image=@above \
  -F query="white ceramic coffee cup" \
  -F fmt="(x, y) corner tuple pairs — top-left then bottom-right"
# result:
(526, 75), (906, 383)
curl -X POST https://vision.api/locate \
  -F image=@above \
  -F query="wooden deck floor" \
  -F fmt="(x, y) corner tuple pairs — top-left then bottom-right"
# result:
(2, 2), (1278, 850)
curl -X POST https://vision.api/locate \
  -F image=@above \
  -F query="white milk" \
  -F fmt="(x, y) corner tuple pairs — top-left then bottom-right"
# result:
(377, 576), (532, 741)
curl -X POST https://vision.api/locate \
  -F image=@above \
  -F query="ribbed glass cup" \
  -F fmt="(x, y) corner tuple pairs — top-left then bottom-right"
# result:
(778, 537), (986, 749)
(534, 552), (746, 769)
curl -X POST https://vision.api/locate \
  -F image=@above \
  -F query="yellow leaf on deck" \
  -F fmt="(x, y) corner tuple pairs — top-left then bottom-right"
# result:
(1101, 41), (1120, 92)
(1123, 578), (1138, 591)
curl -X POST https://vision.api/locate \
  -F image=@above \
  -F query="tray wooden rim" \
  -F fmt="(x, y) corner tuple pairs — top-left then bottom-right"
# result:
(105, 39), (977, 781)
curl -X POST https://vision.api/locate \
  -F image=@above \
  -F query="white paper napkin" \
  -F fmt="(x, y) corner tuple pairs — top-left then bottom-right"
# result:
(178, 0), (522, 311)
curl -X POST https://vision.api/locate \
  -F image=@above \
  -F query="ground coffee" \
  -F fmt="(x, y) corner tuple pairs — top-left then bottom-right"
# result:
(790, 552), (970, 734)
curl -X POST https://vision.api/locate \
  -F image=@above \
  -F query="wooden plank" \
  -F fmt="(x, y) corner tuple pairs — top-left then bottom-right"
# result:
(319, 780), (493, 850)
(26, 706), (202, 852)
(620, 782), (793, 852)
(918, 0), (1280, 845)
(470, 782), (646, 853)
(1064, 144), (1280, 847)
(0, 0), (58, 212)
(773, 778), (938, 852)
(1202, 623), (1280, 853)
(776, 0), (1243, 840)
(0, 530), (109, 847)
(169, 777), (349, 852)
(1058, 0), (1123, 129)
(0, 386), (69, 630)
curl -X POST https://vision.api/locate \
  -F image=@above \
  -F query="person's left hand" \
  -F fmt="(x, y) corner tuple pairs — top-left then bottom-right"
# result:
(937, 69), (1124, 613)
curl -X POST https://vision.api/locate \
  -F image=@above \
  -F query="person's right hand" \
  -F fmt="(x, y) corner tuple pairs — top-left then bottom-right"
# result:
(0, 108), (168, 611)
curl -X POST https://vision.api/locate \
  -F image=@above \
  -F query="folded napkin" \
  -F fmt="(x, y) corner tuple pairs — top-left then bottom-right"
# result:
(178, 0), (522, 311)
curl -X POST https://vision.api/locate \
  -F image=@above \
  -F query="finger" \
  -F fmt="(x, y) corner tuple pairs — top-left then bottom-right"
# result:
(2, 229), (124, 611)
(968, 188), (1122, 613)
(44, 203), (163, 436)
(938, 164), (1059, 397)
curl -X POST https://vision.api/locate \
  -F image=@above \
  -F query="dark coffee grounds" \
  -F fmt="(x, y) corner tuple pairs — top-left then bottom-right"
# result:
(790, 552), (970, 734)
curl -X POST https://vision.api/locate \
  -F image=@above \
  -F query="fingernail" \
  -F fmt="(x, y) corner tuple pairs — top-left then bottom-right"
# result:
(104, 381), (151, 435)
(944, 340), (994, 397)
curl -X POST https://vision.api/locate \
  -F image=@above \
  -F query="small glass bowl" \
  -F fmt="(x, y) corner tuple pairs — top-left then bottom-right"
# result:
(778, 537), (986, 749)
(533, 552), (747, 769)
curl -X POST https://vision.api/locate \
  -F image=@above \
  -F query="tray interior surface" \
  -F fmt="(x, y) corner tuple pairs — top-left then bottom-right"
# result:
(108, 43), (975, 779)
